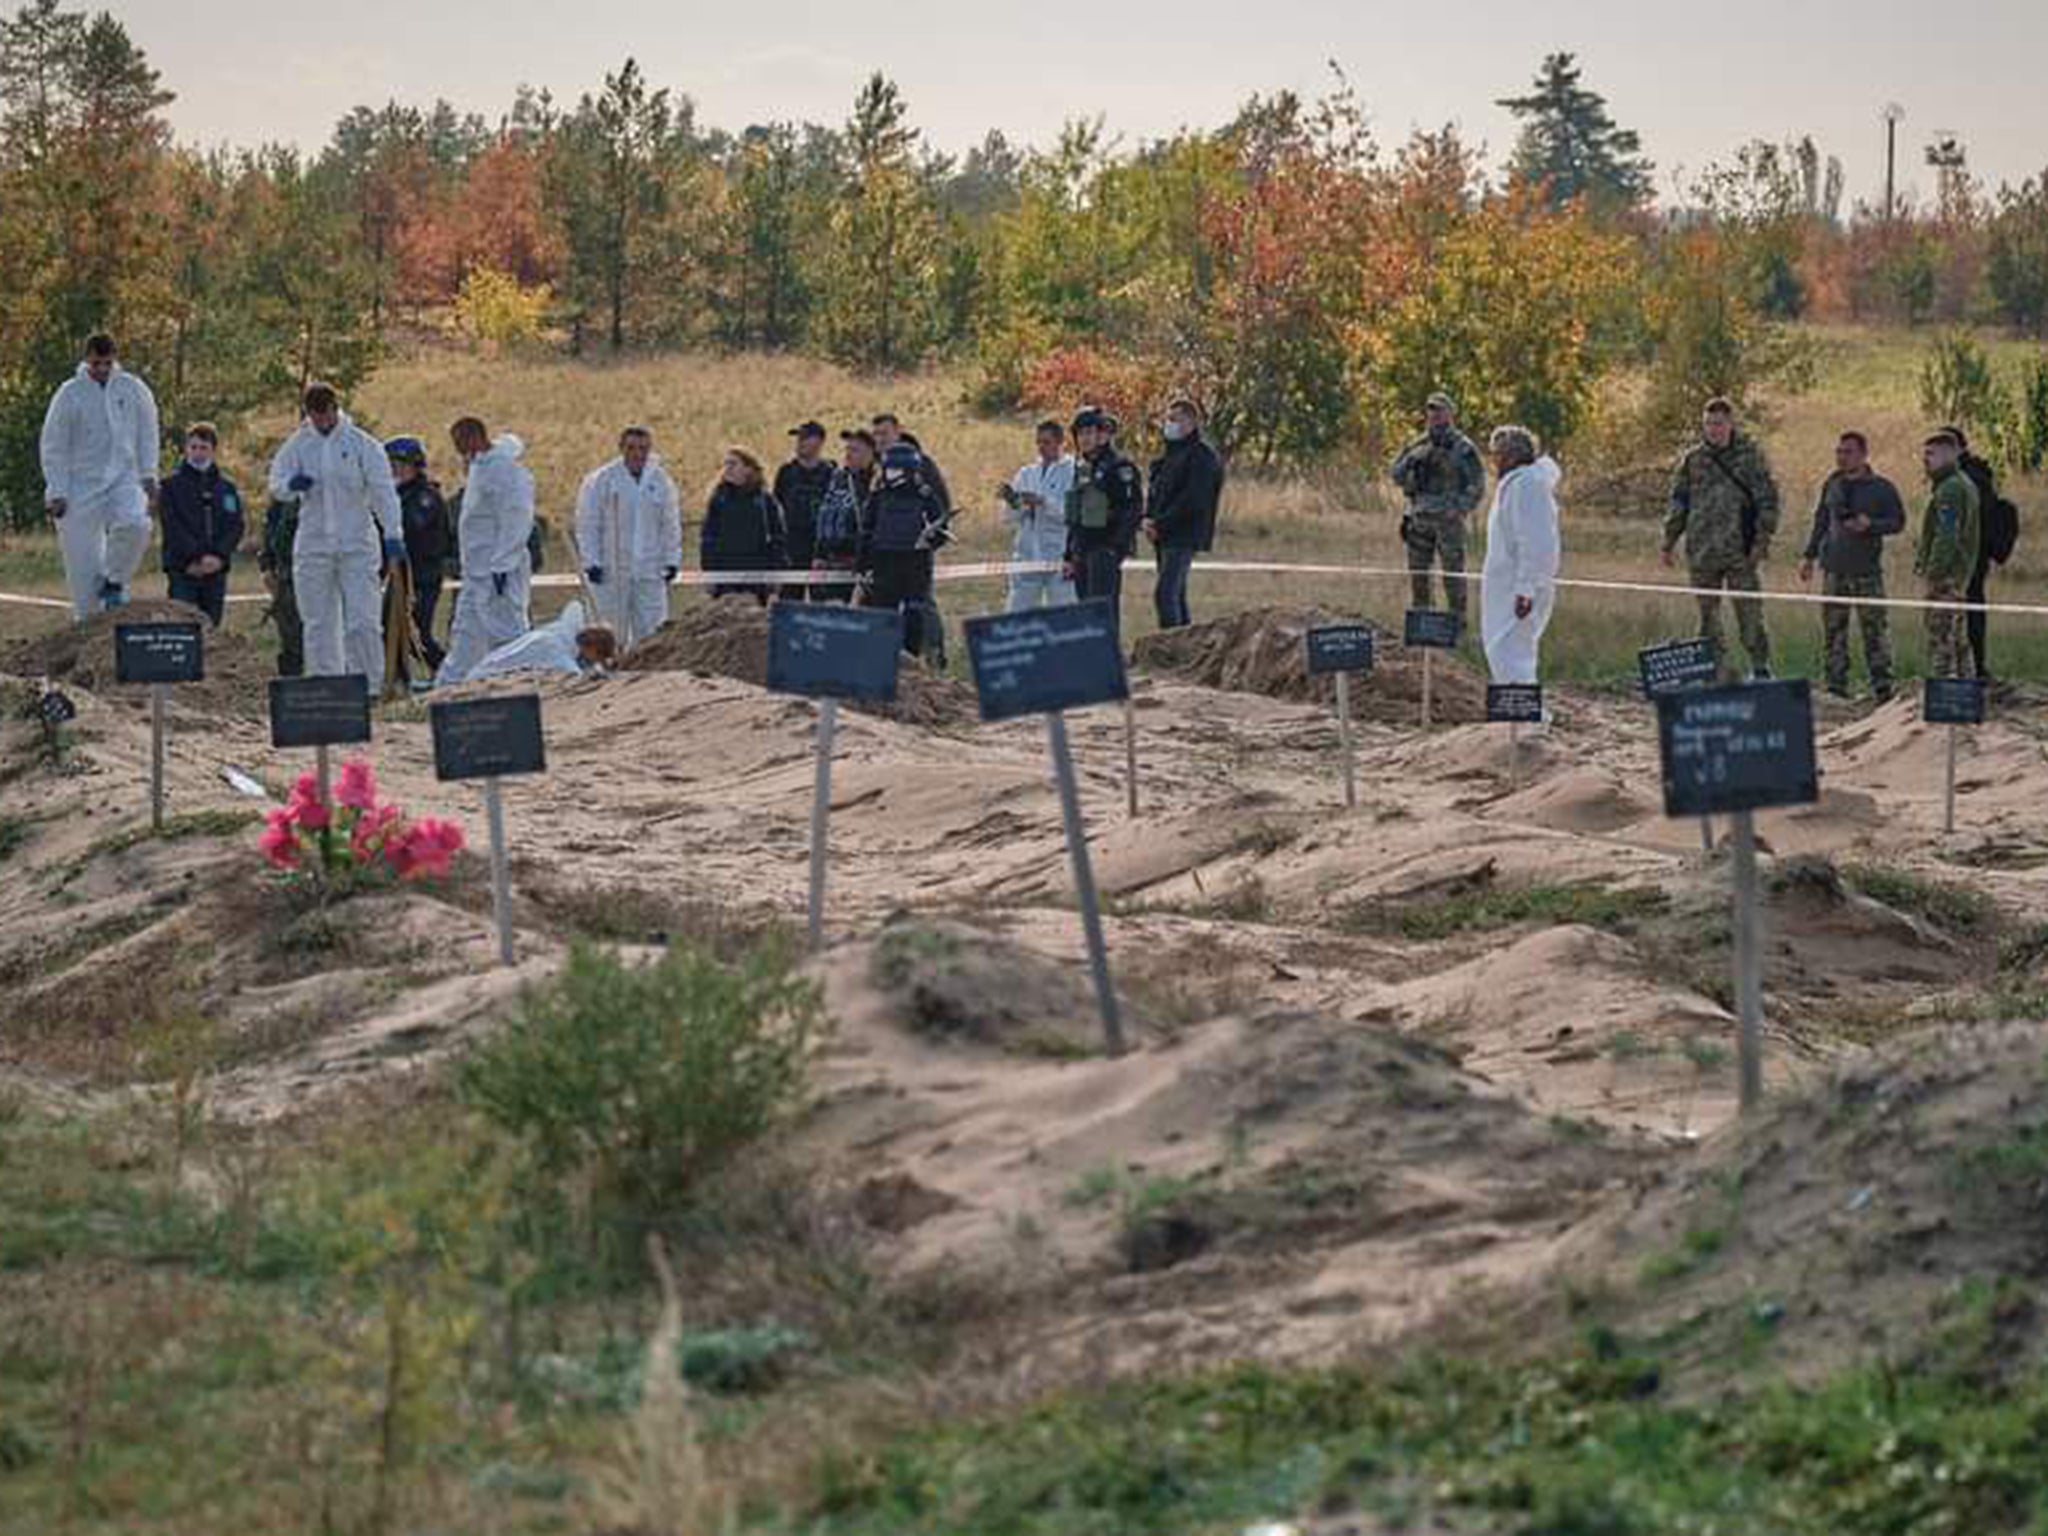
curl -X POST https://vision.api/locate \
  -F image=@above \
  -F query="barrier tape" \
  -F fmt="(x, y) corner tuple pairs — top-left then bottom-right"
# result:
(1, 557), (2038, 618)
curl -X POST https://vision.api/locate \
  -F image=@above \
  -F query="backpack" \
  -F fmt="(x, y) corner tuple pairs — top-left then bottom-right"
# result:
(868, 475), (932, 554)
(1986, 494), (2021, 566)
(814, 471), (865, 554)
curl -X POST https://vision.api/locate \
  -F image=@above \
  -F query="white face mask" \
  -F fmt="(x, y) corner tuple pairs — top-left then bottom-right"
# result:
(186, 450), (214, 471)
(1162, 420), (1189, 443)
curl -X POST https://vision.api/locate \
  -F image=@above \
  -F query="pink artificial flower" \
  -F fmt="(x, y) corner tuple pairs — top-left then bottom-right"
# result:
(286, 771), (332, 831)
(393, 817), (464, 880)
(258, 810), (301, 870)
(335, 760), (378, 811)
(350, 802), (401, 864)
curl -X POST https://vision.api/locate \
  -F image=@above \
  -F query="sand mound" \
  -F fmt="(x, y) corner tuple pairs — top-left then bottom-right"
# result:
(1, 598), (274, 717)
(1492, 765), (1658, 834)
(619, 597), (976, 728)
(1132, 605), (1487, 723)
(1556, 1020), (2048, 1387)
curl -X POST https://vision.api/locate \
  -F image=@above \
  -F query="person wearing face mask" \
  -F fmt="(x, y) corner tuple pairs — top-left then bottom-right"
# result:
(157, 423), (245, 626)
(811, 429), (879, 603)
(577, 426), (683, 649)
(1063, 406), (1145, 636)
(267, 382), (405, 691)
(1388, 391), (1485, 632)
(40, 333), (161, 620)
(1143, 397), (1225, 629)
(436, 416), (537, 686)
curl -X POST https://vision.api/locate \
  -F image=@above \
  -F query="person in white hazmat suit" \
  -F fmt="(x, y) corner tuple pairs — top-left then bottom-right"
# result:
(576, 426), (681, 649)
(40, 334), (161, 619)
(266, 382), (406, 690)
(436, 416), (536, 687)
(1479, 424), (1562, 689)
(464, 600), (618, 682)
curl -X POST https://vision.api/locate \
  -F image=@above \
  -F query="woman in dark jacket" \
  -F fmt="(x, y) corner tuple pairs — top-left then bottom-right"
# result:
(700, 449), (788, 604)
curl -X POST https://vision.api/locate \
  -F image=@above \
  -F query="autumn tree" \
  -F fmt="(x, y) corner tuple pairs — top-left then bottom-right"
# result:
(815, 73), (942, 369)
(548, 58), (674, 352)
(1987, 169), (2048, 335)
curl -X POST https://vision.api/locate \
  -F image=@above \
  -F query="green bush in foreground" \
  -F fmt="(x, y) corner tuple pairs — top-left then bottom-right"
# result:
(458, 941), (823, 1224)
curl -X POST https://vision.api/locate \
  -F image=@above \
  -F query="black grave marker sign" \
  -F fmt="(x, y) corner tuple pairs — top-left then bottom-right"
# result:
(430, 694), (547, 782)
(1487, 684), (1544, 724)
(1403, 609), (1461, 650)
(1924, 676), (1987, 727)
(1304, 624), (1375, 677)
(1639, 637), (1719, 699)
(115, 622), (204, 684)
(269, 676), (373, 750)
(1656, 681), (1819, 819)
(965, 602), (1128, 724)
(767, 602), (904, 703)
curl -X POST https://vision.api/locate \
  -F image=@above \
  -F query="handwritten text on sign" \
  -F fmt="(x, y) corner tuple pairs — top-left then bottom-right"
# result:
(1923, 677), (1987, 726)
(1656, 681), (1819, 818)
(766, 602), (904, 703)
(1638, 637), (1718, 699)
(1487, 684), (1544, 723)
(430, 695), (547, 782)
(270, 676), (373, 749)
(1403, 609), (1461, 650)
(1304, 624), (1375, 676)
(115, 622), (204, 684)
(965, 602), (1128, 723)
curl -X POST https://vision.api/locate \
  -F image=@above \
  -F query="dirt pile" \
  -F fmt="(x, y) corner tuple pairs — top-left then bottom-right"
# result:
(1555, 1020), (2048, 1387)
(619, 597), (977, 728)
(0, 598), (274, 717)
(1133, 605), (1487, 722)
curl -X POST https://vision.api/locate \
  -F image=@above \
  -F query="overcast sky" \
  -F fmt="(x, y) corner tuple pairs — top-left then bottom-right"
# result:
(117, 0), (2047, 201)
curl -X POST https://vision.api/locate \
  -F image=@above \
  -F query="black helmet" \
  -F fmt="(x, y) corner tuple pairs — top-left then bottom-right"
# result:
(1071, 404), (1117, 433)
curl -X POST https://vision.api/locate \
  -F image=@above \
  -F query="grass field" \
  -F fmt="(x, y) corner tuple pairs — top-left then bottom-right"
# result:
(3, 323), (2045, 684)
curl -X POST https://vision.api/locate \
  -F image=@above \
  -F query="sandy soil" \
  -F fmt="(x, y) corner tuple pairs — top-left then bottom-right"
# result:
(6, 603), (2048, 1372)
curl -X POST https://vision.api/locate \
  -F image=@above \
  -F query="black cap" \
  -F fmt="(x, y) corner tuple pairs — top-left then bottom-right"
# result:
(1072, 404), (1116, 432)
(839, 427), (877, 450)
(790, 421), (826, 440)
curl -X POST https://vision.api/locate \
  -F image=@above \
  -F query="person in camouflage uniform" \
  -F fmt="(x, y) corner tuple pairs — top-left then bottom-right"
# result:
(257, 494), (304, 677)
(1798, 430), (1905, 701)
(1663, 397), (1780, 680)
(1916, 430), (1982, 679)
(1388, 391), (1485, 628)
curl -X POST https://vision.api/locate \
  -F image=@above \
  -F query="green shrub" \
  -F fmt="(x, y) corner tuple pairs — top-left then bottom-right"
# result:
(458, 942), (823, 1219)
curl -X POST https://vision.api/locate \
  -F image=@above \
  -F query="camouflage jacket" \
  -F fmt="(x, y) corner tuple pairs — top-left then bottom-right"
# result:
(1916, 468), (1981, 587)
(1389, 429), (1485, 522)
(1665, 433), (1781, 565)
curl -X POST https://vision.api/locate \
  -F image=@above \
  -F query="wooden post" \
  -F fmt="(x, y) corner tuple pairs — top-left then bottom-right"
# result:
(1123, 697), (1139, 819)
(1421, 649), (1434, 730)
(1700, 816), (1715, 854)
(1509, 720), (1522, 793)
(1048, 711), (1126, 1057)
(807, 698), (838, 951)
(484, 777), (514, 967)
(1731, 809), (1764, 1114)
(1335, 671), (1357, 810)
(149, 683), (166, 833)
(1944, 722), (1959, 836)
(315, 744), (332, 810)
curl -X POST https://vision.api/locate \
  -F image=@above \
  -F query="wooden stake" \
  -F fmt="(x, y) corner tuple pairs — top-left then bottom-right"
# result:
(1335, 670), (1357, 810)
(1731, 809), (1764, 1114)
(485, 776), (514, 967)
(1048, 711), (1125, 1056)
(807, 698), (838, 951)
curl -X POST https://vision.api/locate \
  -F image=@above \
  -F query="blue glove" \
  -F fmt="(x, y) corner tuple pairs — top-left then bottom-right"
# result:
(288, 473), (315, 494)
(382, 537), (407, 564)
(662, 565), (678, 582)
(585, 565), (604, 585)
(492, 572), (508, 598)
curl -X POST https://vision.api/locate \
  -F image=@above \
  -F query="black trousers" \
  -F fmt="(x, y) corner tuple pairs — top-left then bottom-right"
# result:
(412, 568), (447, 669)
(864, 549), (935, 656)
(1072, 544), (1125, 638)
(1967, 556), (1992, 680)
(167, 570), (228, 626)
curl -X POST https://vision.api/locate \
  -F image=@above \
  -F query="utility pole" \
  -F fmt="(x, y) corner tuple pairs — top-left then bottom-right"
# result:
(1882, 103), (1906, 221)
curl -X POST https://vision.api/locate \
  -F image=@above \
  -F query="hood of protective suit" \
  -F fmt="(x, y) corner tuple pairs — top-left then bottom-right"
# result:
(1519, 455), (1562, 493)
(483, 434), (526, 463)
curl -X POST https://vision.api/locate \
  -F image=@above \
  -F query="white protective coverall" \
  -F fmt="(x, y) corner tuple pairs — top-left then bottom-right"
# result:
(40, 363), (160, 619)
(267, 411), (402, 689)
(1480, 456), (1563, 685)
(575, 456), (682, 649)
(466, 600), (590, 682)
(437, 435), (536, 686)
(1003, 454), (1077, 611)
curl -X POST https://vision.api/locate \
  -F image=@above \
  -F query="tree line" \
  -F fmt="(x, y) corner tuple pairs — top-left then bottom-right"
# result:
(4, 3), (2047, 526)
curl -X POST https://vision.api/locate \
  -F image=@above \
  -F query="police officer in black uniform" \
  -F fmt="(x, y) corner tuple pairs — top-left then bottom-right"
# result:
(1063, 405), (1144, 634)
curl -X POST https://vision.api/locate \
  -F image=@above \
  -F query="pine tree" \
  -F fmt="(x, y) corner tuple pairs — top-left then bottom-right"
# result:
(815, 74), (940, 370)
(1497, 53), (1653, 212)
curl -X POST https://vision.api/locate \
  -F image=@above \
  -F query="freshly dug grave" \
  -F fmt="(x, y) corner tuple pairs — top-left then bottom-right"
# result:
(1133, 604), (1487, 723)
(1551, 1019), (2048, 1390)
(0, 598), (275, 717)
(619, 596), (977, 728)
